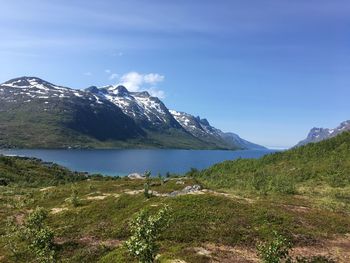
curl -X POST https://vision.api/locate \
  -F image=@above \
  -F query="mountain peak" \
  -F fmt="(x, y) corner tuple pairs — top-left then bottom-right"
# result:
(1, 76), (63, 90)
(296, 120), (350, 147)
(106, 85), (130, 96)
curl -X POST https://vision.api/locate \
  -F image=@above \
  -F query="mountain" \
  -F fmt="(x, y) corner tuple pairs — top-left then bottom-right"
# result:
(296, 120), (350, 147)
(0, 77), (145, 148)
(0, 76), (264, 149)
(220, 132), (267, 150)
(84, 85), (232, 149)
(86, 85), (182, 130)
(170, 110), (266, 149)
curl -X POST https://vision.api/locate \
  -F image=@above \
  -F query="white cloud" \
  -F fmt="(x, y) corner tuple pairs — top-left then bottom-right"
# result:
(83, 72), (92, 76)
(105, 69), (111, 74)
(118, 71), (165, 98)
(144, 73), (164, 84)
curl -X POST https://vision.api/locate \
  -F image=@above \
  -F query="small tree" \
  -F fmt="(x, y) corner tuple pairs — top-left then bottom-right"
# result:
(69, 185), (80, 207)
(125, 205), (171, 263)
(144, 171), (152, 199)
(24, 207), (56, 263)
(257, 231), (292, 263)
(157, 173), (163, 185)
(144, 182), (151, 199)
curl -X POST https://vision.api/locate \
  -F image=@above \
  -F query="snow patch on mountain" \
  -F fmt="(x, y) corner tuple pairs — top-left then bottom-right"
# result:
(87, 85), (180, 129)
(170, 110), (266, 150)
(296, 120), (350, 147)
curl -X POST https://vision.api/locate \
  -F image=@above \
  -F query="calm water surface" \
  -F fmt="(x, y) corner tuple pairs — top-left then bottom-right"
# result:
(0, 149), (277, 176)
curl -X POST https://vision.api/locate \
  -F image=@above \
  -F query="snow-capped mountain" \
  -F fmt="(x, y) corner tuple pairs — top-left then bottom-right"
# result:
(170, 110), (266, 149)
(296, 120), (350, 147)
(0, 76), (265, 150)
(0, 77), (144, 148)
(85, 85), (182, 130)
(0, 76), (109, 106)
(170, 110), (220, 139)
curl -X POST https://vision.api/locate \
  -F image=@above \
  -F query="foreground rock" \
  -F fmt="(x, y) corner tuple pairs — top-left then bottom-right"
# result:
(127, 173), (146, 180)
(168, 184), (202, 197)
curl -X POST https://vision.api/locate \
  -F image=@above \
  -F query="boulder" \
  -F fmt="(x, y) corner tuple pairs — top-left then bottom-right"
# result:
(127, 173), (145, 180)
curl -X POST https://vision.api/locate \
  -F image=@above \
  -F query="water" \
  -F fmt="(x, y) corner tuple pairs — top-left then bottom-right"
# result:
(0, 149), (277, 176)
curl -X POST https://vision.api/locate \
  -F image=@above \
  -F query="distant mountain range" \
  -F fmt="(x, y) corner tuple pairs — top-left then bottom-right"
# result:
(0, 76), (265, 150)
(296, 120), (350, 147)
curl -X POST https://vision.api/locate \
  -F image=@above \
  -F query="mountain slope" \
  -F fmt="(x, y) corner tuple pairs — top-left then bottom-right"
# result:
(0, 77), (144, 148)
(296, 120), (350, 147)
(86, 85), (182, 130)
(170, 110), (266, 149)
(85, 85), (226, 149)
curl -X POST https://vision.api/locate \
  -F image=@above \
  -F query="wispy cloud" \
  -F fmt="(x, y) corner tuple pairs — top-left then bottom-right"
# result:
(118, 71), (165, 98)
(83, 72), (92, 76)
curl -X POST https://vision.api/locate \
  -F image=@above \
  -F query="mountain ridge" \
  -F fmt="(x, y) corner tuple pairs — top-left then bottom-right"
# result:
(0, 76), (265, 150)
(296, 120), (350, 147)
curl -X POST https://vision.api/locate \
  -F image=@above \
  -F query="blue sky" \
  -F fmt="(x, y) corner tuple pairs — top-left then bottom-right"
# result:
(1, 0), (349, 148)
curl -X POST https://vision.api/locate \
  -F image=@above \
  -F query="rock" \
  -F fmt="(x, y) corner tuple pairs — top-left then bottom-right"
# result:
(168, 184), (202, 197)
(183, 184), (202, 193)
(175, 180), (185, 185)
(127, 173), (145, 180)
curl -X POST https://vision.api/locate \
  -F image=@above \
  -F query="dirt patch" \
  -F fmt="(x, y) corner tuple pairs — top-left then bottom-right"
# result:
(203, 243), (259, 263)
(14, 212), (26, 224)
(124, 189), (144, 195)
(291, 234), (350, 263)
(86, 195), (108, 200)
(280, 204), (311, 213)
(85, 193), (120, 200)
(193, 247), (211, 256)
(51, 207), (68, 214)
(79, 236), (121, 248)
(55, 236), (121, 248)
(201, 235), (350, 263)
(203, 190), (255, 203)
(40, 186), (54, 191)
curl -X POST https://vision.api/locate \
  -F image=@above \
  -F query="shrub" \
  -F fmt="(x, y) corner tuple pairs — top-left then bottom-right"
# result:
(257, 231), (292, 263)
(144, 182), (151, 199)
(125, 205), (171, 263)
(3, 216), (23, 258)
(24, 207), (56, 263)
(69, 185), (80, 207)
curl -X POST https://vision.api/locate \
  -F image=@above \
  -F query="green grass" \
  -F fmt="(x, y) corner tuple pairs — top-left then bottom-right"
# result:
(193, 132), (350, 196)
(1, 177), (349, 262)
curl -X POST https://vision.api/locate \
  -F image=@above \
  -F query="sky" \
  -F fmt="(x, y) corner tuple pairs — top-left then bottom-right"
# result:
(1, 0), (349, 148)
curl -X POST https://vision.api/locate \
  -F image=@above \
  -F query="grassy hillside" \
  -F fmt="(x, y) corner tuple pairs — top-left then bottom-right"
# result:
(194, 131), (350, 194)
(0, 133), (349, 262)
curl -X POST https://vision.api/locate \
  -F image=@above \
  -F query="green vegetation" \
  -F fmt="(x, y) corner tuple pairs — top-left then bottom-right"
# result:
(126, 205), (170, 263)
(257, 232), (335, 263)
(0, 132), (350, 262)
(23, 207), (56, 263)
(0, 155), (89, 187)
(0, 100), (236, 150)
(194, 131), (350, 195)
(257, 231), (292, 263)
